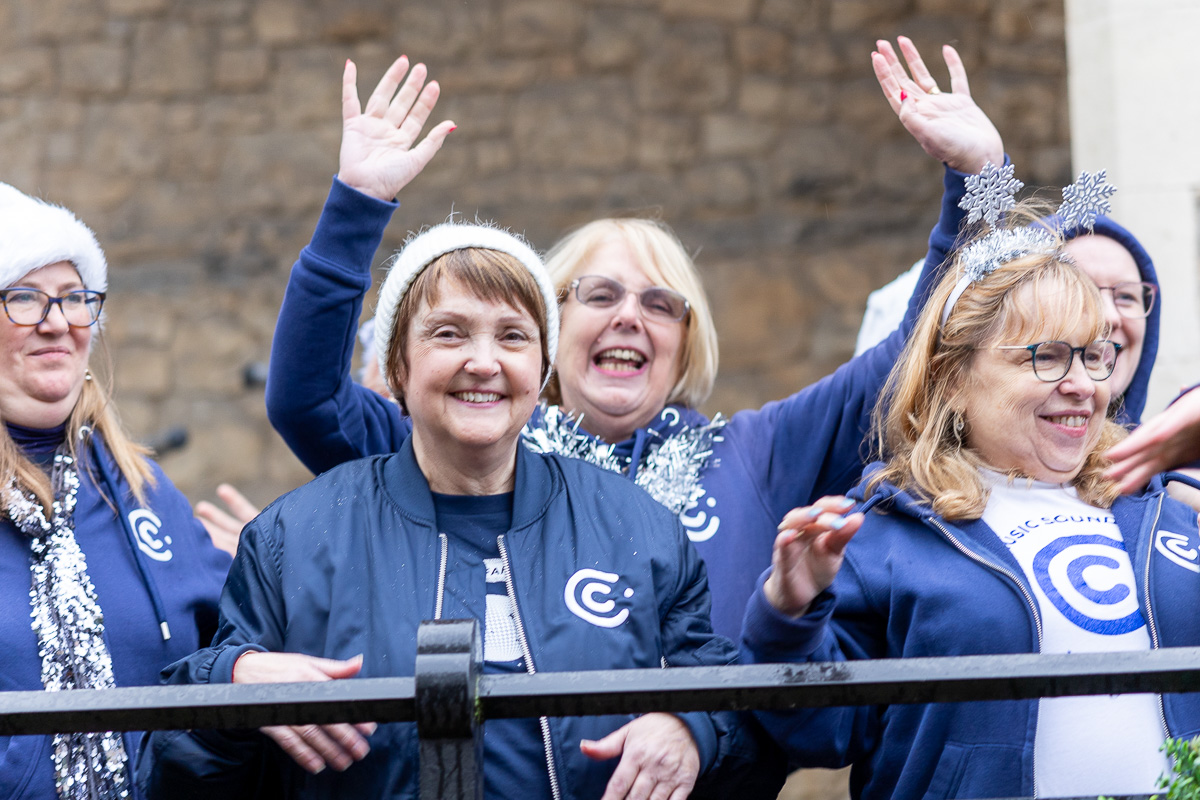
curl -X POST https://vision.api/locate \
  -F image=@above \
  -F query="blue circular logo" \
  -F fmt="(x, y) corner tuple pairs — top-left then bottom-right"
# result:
(1031, 535), (1144, 635)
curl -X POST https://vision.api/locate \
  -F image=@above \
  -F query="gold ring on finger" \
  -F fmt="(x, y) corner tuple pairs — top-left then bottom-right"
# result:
(927, 85), (942, 95)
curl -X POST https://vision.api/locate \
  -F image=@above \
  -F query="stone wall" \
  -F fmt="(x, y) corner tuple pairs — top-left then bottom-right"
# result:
(0, 0), (1068, 507)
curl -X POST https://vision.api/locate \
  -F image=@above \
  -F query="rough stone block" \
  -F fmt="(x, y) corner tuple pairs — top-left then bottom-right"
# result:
(683, 163), (756, 211)
(474, 140), (515, 176)
(733, 26), (791, 75)
(270, 48), (342, 129)
(635, 115), (698, 169)
(702, 113), (776, 158)
(112, 346), (172, 398)
(106, 0), (168, 14)
(634, 23), (730, 112)
(500, 0), (584, 55)
(737, 76), (785, 117)
(0, 47), (53, 92)
(392, 2), (496, 59)
(252, 1), (309, 45)
(828, 0), (889, 33)
(130, 21), (208, 96)
(61, 43), (127, 95)
(581, 8), (660, 70)
(758, 0), (824, 34)
(101, 293), (175, 348)
(214, 48), (270, 91)
(661, 0), (755, 24)
(514, 78), (634, 170)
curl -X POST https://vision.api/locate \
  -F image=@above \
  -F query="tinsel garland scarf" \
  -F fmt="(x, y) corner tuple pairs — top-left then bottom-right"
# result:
(5, 448), (130, 800)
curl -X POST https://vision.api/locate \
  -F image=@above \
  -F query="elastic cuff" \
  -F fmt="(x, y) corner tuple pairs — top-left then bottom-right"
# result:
(740, 568), (836, 664)
(211, 643), (269, 684)
(305, 177), (400, 272)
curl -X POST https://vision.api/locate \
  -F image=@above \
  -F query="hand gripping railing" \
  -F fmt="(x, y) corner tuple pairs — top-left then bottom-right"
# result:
(1, 619), (1197, 800)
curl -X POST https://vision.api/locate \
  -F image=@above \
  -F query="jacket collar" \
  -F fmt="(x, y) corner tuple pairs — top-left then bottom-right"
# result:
(382, 436), (559, 532)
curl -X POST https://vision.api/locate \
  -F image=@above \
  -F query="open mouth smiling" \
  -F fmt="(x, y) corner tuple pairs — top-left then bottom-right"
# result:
(594, 347), (647, 373)
(452, 391), (502, 404)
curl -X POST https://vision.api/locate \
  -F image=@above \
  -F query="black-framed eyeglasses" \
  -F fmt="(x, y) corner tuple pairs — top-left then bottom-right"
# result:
(568, 275), (690, 322)
(0, 288), (105, 327)
(995, 339), (1122, 382)
(1096, 281), (1156, 319)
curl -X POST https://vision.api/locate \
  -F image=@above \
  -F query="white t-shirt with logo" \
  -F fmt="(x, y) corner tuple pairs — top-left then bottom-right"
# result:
(979, 471), (1170, 796)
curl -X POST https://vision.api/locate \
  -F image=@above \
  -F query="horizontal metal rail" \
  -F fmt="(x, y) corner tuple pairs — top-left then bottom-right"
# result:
(4, 646), (1200, 736)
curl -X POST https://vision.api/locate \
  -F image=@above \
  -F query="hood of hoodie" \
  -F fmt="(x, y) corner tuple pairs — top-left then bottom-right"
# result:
(1040, 214), (1160, 426)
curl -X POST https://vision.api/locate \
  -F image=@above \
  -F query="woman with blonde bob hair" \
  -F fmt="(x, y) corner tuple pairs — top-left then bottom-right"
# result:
(740, 207), (1200, 799)
(266, 39), (1010, 640)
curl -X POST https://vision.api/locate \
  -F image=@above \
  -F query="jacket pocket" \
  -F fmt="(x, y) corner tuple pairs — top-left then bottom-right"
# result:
(924, 742), (966, 799)
(0, 734), (50, 799)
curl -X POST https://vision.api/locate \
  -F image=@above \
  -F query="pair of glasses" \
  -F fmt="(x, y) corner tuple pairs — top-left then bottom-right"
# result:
(1096, 282), (1157, 319)
(0, 288), (106, 327)
(995, 340), (1122, 382)
(568, 275), (690, 322)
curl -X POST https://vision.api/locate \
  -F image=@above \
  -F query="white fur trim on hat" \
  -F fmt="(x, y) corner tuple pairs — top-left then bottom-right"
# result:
(0, 183), (107, 292)
(375, 222), (559, 396)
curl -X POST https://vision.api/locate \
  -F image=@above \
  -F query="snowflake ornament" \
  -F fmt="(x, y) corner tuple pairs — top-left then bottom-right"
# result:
(1057, 169), (1116, 232)
(959, 161), (1024, 229)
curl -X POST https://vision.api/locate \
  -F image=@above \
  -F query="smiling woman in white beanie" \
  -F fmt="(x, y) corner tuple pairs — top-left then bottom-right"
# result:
(0, 183), (229, 800)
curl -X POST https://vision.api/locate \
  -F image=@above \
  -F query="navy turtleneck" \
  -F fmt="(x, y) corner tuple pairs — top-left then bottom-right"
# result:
(6, 421), (68, 468)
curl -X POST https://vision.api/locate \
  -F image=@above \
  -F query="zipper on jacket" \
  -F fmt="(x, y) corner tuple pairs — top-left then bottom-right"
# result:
(435, 533), (448, 620)
(497, 535), (562, 800)
(928, 518), (1044, 795)
(1141, 494), (1171, 741)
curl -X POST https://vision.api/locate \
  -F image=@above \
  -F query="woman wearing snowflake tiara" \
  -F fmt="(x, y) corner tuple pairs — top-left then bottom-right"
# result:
(264, 39), (1003, 641)
(739, 195), (1200, 798)
(0, 184), (229, 799)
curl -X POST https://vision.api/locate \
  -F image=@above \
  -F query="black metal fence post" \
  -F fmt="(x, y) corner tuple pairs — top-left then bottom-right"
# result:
(415, 619), (483, 800)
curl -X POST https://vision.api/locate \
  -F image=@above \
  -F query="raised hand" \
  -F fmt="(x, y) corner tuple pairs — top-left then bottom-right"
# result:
(233, 652), (377, 774)
(338, 56), (456, 202)
(580, 713), (700, 800)
(763, 496), (864, 618)
(873, 36), (1003, 175)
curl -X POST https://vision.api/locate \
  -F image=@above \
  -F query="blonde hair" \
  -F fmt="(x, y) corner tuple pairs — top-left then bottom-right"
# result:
(2, 341), (154, 516)
(386, 248), (550, 412)
(543, 218), (718, 409)
(869, 221), (1127, 520)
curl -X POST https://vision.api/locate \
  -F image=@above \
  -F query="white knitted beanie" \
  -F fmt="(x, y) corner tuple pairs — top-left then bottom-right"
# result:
(375, 222), (559, 395)
(0, 183), (107, 291)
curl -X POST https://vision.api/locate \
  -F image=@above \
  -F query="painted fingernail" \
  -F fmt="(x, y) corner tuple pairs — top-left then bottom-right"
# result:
(900, 90), (907, 102)
(364, 722), (378, 735)
(829, 516), (847, 530)
(806, 507), (823, 518)
(448, 125), (458, 133)
(837, 497), (855, 511)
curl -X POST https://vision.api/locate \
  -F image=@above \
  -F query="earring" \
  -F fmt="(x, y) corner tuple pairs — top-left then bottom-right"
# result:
(84, 369), (94, 382)
(951, 410), (965, 446)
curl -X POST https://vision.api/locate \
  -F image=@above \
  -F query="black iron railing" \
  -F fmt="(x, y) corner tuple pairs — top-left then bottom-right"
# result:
(1, 619), (1191, 800)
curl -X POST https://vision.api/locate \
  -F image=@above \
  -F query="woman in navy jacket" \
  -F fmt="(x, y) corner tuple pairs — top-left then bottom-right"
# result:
(139, 121), (767, 798)
(740, 204), (1200, 798)
(0, 184), (229, 800)
(264, 39), (1008, 641)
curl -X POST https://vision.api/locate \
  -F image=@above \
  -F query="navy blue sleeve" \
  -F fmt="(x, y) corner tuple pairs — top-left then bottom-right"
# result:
(658, 517), (788, 797)
(265, 177), (412, 475)
(739, 560), (886, 770)
(727, 164), (972, 520)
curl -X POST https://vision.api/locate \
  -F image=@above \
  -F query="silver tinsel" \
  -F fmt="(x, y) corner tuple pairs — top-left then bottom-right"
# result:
(959, 161), (1023, 229)
(1058, 169), (1116, 232)
(7, 450), (130, 800)
(521, 405), (725, 515)
(958, 227), (1059, 283)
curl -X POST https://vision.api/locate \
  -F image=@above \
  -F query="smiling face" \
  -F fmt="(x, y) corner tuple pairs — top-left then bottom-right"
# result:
(1063, 234), (1144, 399)
(395, 276), (544, 474)
(555, 236), (687, 443)
(954, 284), (1111, 483)
(0, 261), (93, 429)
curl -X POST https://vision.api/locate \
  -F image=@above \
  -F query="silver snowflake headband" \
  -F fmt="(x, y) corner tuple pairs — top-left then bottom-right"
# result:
(940, 165), (1117, 327)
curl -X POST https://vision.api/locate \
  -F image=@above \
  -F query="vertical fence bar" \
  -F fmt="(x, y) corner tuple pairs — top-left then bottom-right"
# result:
(416, 619), (483, 800)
